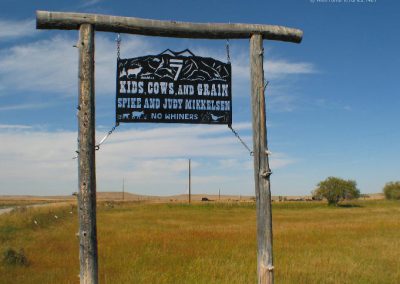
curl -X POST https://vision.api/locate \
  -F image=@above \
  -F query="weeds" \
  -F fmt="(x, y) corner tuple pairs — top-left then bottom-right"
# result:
(2, 248), (29, 266)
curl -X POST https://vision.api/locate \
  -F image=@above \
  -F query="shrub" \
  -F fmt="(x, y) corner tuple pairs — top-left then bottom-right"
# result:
(383, 181), (400, 200)
(2, 248), (29, 266)
(312, 177), (360, 206)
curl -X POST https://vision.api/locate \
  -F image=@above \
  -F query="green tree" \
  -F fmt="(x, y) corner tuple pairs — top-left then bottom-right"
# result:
(383, 181), (400, 200)
(312, 177), (360, 206)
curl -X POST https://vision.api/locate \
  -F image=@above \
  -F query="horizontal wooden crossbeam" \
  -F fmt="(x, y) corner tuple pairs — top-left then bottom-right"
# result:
(36, 11), (303, 43)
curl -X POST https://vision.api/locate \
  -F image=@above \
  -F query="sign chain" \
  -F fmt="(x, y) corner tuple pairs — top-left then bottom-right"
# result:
(73, 123), (119, 159)
(116, 33), (121, 60)
(95, 123), (119, 150)
(226, 39), (231, 63)
(72, 32), (123, 158)
(264, 79), (269, 92)
(227, 81), (271, 156)
(228, 124), (253, 156)
(225, 39), (252, 156)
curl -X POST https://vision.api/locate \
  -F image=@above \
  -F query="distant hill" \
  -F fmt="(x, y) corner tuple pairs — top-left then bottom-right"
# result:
(0, 192), (385, 203)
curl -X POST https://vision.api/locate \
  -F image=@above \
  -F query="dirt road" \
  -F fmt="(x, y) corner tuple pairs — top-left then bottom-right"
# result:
(0, 207), (14, 215)
(0, 202), (73, 216)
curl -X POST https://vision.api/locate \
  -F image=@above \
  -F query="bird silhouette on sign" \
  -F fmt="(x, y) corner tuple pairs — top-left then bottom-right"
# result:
(210, 114), (225, 121)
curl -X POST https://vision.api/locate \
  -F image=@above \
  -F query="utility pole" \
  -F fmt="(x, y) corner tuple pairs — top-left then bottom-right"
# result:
(122, 177), (125, 201)
(188, 159), (191, 204)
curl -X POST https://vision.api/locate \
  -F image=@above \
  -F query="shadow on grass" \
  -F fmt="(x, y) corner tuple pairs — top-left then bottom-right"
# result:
(337, 203), (363, 208)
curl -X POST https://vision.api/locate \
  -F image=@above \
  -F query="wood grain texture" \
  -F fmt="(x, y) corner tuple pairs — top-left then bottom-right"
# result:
(77, 24), (98, 284)
(250, 34), (274, 284)
(36, 10), (303, 43)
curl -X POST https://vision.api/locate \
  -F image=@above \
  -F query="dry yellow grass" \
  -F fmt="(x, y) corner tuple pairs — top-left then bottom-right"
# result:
(0, 200), (399, 283)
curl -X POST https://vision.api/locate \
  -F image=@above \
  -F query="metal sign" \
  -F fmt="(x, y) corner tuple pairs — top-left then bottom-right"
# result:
(116, 49), (232, 124)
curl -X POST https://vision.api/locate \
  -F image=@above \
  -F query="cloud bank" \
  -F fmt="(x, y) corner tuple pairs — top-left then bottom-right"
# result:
(0, 124), (296, 196)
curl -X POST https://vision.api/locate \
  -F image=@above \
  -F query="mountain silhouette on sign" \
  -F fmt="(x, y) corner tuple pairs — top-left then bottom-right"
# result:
(159, 49), (196, 57)
(118, 50), (230, 82)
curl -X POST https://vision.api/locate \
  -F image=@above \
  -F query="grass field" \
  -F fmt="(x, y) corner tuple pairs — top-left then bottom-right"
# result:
(0, 200), (399, 283)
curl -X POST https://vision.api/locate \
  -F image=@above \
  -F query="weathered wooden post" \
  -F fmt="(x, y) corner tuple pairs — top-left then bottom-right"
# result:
(77, 23), (98, 284)
(250, 34), (274, 284)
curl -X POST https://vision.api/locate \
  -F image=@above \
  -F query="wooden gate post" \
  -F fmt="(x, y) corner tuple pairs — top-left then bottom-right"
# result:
(250, 34), (274, 284)
(77, 23), (98, 284)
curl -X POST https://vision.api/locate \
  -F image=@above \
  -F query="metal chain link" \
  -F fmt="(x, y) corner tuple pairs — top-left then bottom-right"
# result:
(228, 124), (253, 156)
(73, 123), (119, 159)
(73, 34), (122, 160)
(225, 38), (252, 156)
(95, 123), (119, 151)
(92, 33), (121, 152)
(116, 33), (121, 60)
(226, 39), (231, 63)
(264, 80), (269, 92)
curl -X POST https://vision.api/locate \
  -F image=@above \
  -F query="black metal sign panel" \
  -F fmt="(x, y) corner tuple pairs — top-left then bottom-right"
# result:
(116, 49), (232, 124)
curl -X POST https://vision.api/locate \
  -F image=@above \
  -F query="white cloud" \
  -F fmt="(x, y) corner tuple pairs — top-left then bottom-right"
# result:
(0, 19), (36, 39)
(0, 124), (296, 196)
(241, 152), (296, 171)
(315, 98), (353, 112)
(0, 102), (53, 111)
(266, 60), (316, 79)
(230, 57), (316, 82)
(270, 156), (297, 169)
(0, 124), (32, 130)
(0, 35), (77, 95)
(268, 93), (297, 112)
(96, 124), (252, 161)
(220, 48), (316, 112)
(218, 159), (240, 169)
(81, 0), (103, 7)
(0, 130), (77, 196)
(0, 34), (152, 97)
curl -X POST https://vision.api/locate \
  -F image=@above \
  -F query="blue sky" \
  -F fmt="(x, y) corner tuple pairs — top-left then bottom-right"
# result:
(0, 0), (399, 197)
